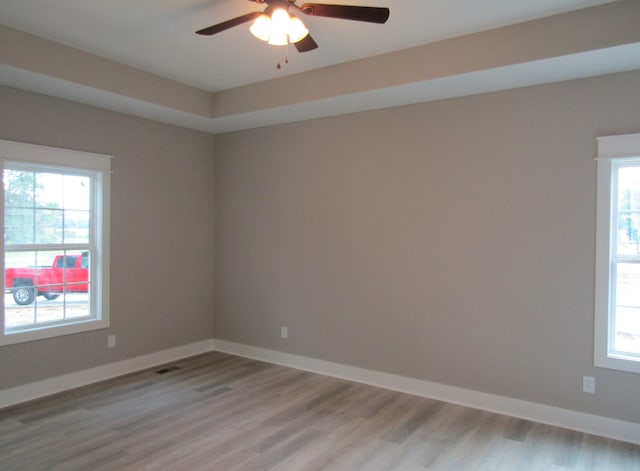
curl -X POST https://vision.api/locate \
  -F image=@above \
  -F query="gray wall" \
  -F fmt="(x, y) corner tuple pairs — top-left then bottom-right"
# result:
(0, 86), (216, 388)
(1, 69), (639, 424)
(214, 70), (640, 423)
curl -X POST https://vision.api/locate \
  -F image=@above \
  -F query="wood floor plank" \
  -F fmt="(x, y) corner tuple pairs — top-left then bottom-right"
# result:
(0, 351), (638, 470)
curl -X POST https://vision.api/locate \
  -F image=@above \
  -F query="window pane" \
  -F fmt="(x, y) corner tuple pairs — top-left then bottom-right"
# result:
(62, 251), (91, 290)
(4, 297), (35, 328)
(35, 209), (63, 244)
(35, 172), (64, 209)
(4, 208), (34, 245)
(64, 292), (90, 319)
(618, 167), (640, 211)
(64, 210), (90, 243)
(37, 250), (66, 288)
(617, 166), (640, 256)
(3, 169), (35, 208)
(614, 263), (640, 356)
(5, 250), (36, 268)
(4, 251), (36, 328)
(617, 213), (640, 255)
(63, 175), (91, 211)
(35, 298), (65, 324)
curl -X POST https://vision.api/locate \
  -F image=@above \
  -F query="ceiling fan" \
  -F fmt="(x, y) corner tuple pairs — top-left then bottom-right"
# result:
(196, 0), (390, 53)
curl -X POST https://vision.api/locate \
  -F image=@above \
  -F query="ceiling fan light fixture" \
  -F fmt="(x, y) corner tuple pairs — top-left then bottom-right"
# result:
(249, 14), (271, 42)
(267, 28), (288, 46)
(249, 7), (308, 46)
(287, 15), (309, 43)
(268, 8), (290, 45)
(270, 8), (290, 28)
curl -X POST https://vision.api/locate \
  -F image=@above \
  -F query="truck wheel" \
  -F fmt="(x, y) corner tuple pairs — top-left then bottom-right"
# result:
(42, 292), (60, 301)
(13, 286), (35, 305)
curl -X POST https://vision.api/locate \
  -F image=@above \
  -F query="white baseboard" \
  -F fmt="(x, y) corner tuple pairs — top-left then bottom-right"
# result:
(0, 339), (213, 409)
(2, 337), (637, 445)
(212, 339), (640, 445)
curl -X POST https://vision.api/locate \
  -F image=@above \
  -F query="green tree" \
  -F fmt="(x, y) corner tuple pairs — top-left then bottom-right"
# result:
(3, 169), (62, 245)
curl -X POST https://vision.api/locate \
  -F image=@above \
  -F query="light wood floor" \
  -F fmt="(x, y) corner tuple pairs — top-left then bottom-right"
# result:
(0, 352), (638, 470)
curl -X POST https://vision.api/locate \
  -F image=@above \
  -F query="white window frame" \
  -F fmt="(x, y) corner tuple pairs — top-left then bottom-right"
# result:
(0, 140), (111, 346)
(595, 133), (640, 374)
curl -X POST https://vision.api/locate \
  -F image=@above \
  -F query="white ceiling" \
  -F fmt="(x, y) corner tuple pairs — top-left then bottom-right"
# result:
(0, 0), (616, 92)
(2, 0), (639, 133)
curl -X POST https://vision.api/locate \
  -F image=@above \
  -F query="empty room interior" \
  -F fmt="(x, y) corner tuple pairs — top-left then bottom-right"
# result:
(0, 0), (639, 469)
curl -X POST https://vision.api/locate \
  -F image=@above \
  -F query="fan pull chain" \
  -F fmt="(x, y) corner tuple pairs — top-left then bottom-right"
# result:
(276, 43), (290, 70)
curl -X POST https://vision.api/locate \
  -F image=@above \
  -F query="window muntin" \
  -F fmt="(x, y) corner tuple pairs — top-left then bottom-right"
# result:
(0, 140), (110, 345)
(595, 133), (640, 373)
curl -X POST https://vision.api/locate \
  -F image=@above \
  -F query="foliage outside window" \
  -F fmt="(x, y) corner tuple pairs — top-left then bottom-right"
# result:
(1, 140), (110, 345)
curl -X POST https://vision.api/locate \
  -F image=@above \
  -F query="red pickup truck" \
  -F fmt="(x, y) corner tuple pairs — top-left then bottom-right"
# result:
(5, 253), (89, 305)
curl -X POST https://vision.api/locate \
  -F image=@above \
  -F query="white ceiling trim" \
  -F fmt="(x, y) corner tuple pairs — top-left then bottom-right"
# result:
(1, 1), (639, 134)
(3, 42), (640, 135)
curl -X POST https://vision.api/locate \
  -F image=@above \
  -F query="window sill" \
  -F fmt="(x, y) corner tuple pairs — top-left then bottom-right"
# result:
(595, 353), (640, 374)
(0, 318), (109, 346)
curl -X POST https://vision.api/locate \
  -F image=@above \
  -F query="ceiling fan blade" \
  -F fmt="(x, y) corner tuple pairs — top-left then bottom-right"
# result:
(294, 34), (318, 52)
(299, 3), (389, 23)
(196, 11), (262, 35)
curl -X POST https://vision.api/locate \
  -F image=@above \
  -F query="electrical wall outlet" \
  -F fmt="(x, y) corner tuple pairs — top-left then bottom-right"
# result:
(583, 376), (595, 394)
(107, 334), (116, 348)
(281, 326), (288, 339)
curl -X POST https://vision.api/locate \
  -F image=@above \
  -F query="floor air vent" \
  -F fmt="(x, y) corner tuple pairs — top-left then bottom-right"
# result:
(155, 365), (180, 374)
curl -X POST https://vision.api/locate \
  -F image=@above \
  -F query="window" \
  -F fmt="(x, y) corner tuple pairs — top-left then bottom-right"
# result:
(595, 133), (640, 373)
(0, 140), (111, 345)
